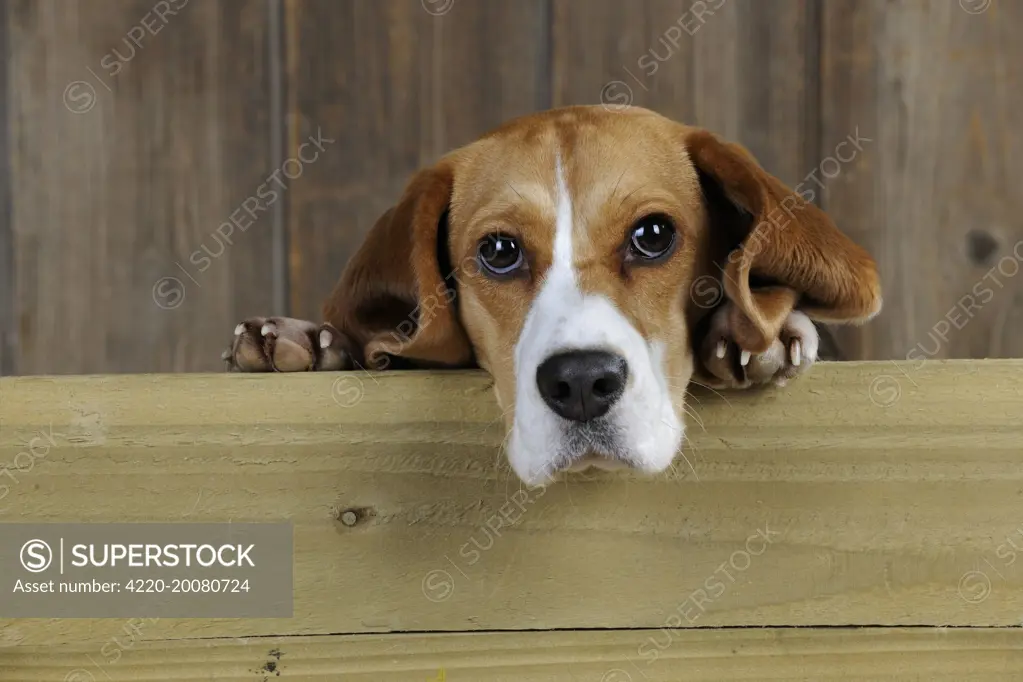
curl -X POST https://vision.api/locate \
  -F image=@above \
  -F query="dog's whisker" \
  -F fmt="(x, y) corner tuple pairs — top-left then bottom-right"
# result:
(617, 182), (649, 209)
(680, 403), (706, 433)
(676, 444), (700, 483)
(684, 389), (705, 406)
(609, 168), (628, 203)
(494, 425), (516, 481)
(686, 434), (704, 461)
(685, 379), (734, 408)
(560, 473), (578, 510)
(682, 430), (706, 465)
(503, 466), (514, 500)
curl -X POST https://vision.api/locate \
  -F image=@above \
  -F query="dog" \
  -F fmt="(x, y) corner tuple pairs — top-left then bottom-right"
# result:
(223, 105), (881, 486)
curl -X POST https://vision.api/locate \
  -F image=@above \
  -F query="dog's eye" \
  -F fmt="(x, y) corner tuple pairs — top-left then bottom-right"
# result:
(629, 214), (676, 260)
(477, 233), (524, 276)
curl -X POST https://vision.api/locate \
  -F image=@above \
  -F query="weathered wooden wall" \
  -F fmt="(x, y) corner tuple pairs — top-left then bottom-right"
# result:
(0, 0), (1019, 374)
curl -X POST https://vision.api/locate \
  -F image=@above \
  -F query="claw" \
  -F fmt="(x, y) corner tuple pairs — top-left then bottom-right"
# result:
(789, 339), (802, 366)
(739, 350), (751, 367)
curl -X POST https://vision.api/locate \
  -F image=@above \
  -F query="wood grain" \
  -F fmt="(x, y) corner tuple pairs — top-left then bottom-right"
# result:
(284, 0), (549, 321)
(552, 0), (818, 187)
(822, 0), (1023, 361)
(0, 362), (1022, 648)
(5, 0), (278, 374)
(3, 629), (1023, 681)
(0, 9), (12, 377)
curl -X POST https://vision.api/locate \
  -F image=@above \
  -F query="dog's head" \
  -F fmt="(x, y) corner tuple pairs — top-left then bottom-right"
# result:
(327, 106), (881, 486)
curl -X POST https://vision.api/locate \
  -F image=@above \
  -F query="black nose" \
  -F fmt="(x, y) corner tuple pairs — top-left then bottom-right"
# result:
(535, 350), (629, 422)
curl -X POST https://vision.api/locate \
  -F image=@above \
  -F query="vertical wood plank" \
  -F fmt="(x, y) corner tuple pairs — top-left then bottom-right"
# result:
(692, 0), (820, 188)
(7, 0), (278, 374)
(284, 0), (550, 321)
(0, 8), (13, 376)
(822, 0), (1023, 360)
(551, 0), (819, 188)
(552, 1), (698, 130)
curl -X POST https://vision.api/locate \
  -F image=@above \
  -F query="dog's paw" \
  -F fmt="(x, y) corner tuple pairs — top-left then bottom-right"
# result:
(223, 317), (350, 372)
(699, 302), (818, 389)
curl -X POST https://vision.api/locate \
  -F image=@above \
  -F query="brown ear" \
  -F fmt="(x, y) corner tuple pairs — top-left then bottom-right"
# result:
(687, 129), (882, 353)
(322, 161), (474, 369)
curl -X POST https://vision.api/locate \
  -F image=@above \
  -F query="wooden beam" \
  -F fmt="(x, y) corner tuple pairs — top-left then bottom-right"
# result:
(3, 629), (1023, 681)
(1, 361), (1022, 650)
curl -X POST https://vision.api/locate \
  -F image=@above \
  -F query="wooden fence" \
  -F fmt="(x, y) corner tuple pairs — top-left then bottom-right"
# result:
(0, 0), (1021, 373)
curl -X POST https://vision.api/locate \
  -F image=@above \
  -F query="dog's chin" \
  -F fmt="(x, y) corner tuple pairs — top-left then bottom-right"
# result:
(507, 416), (683, 487)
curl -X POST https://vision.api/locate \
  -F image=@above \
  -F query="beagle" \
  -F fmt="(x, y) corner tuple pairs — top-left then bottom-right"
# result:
(224, 105), (881, 486)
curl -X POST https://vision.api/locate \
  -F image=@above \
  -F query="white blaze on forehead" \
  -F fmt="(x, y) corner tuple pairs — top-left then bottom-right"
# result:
(552, 156), (575, 279)
(512, 154), (582, 377)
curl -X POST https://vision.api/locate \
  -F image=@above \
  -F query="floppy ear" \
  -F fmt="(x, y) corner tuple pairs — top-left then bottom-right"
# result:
(322, 161), (474, 369)
(686, 129), (882, 353)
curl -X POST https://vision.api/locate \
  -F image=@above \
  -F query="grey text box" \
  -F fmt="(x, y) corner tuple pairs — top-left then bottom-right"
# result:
(0, 523), (292, 617)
